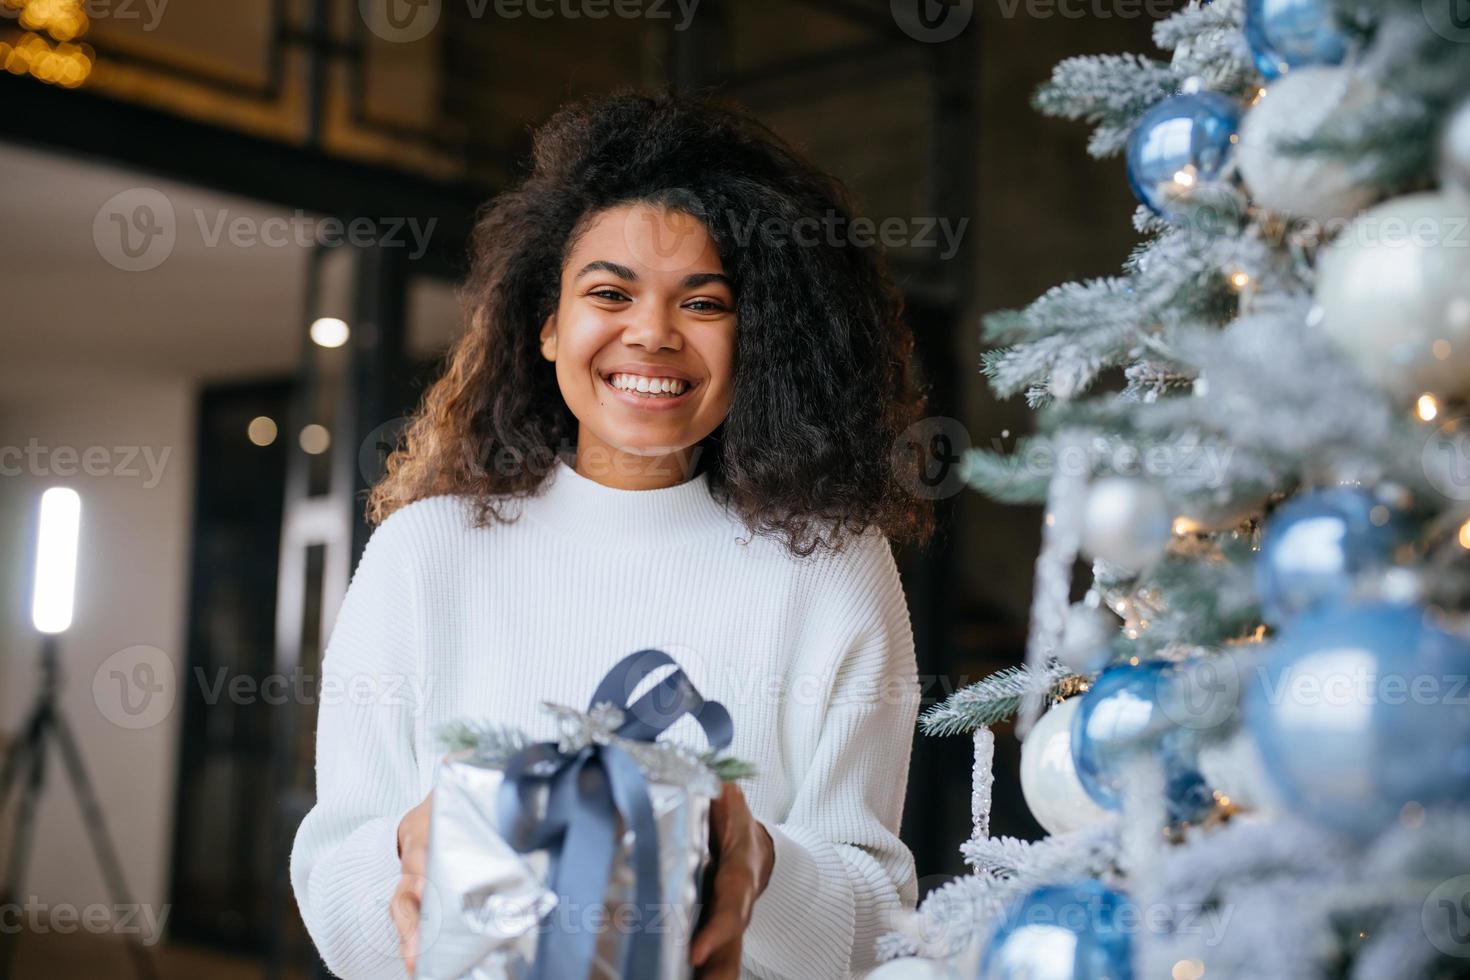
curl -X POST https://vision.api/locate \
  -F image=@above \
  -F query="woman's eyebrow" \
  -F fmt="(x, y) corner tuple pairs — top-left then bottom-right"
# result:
(573, 262), (732, 291)
(682, 272), (733, 290)
(574, 260), (638, 281)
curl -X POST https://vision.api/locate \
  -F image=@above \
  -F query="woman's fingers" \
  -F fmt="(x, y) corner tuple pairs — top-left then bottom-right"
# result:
(689, 780), (771, 973)
(390, 873), (424, 977)
(691, 837), (757, 963)
(695, 932), (743, 980)
(392, 792), (434, 977)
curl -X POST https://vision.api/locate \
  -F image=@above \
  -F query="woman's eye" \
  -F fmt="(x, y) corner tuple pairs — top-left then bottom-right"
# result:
(684, 298), (729, 313)
(590, 289), (630, 302)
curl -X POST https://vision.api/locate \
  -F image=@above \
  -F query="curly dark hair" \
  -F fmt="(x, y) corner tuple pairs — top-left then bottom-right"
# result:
(367, 86), (934, 557)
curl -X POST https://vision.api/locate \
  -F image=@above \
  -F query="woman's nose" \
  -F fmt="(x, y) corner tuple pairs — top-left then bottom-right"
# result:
(621, 306), (682, 351)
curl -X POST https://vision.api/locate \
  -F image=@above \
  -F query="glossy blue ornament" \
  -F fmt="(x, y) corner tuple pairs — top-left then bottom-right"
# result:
(1244, 0), (1348, 80)
(980, 881), (1135, 980)
(1254, 487), (1403, 627)
(1071, 662), (1216, 823)
(1244, 601), (1470, 838)
(1125, 92), (1241, 218)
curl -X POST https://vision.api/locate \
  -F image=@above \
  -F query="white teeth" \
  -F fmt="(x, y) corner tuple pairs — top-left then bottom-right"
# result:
(607, 373), (689, 396)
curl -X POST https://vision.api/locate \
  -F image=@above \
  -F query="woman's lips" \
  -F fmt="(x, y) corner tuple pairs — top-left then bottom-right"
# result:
(599, 373), (699, 411)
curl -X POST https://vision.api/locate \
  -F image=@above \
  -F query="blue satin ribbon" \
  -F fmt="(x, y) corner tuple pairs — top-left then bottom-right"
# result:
(494, 649), (733, 980)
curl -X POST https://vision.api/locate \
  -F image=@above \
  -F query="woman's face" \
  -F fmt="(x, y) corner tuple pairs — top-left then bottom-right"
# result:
(540, 202), (737, 484)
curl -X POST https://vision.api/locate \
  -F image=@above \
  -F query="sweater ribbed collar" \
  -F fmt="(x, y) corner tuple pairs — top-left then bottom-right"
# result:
(525, 455), (738, 546)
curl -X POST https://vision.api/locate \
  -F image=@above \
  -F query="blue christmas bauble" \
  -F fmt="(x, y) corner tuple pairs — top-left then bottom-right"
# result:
(1244, 601), (1470, 838)
(1071, 662), (1216, 823)
(1125, 92), (1241, 219)
(979, 881), (1135, 980)
(1244, 0), (1348, 80)
(1254, 487), (1403, 627)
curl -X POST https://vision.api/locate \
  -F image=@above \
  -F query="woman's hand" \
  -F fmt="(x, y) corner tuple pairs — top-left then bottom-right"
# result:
(690, 782), (775, 979)
(391, 791), (434, 978)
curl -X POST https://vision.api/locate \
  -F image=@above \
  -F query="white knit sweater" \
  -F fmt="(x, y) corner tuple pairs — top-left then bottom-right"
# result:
(289, 456), (921, 980)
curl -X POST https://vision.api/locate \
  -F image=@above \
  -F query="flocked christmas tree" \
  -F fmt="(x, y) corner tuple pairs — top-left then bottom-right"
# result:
(872, 0), (1470, 976)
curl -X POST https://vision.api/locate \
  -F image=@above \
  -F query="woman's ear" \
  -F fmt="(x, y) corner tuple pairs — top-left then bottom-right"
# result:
(538, 315), (557, 361)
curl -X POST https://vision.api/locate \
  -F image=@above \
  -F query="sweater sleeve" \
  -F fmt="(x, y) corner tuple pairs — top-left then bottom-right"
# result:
(741, 532), (922, 980)
(289, 509), (426, 980)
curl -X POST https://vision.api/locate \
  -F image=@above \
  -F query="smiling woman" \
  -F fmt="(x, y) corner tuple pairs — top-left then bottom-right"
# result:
(365, 87), (932, 555)
(538, 205), (738, 489)
(291, 87), (936, 980)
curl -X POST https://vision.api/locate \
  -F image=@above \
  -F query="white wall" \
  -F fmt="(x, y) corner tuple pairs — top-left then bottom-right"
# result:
(0, 370), (196, 944)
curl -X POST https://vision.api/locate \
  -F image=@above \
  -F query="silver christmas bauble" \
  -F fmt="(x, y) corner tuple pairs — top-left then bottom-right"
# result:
(1237, 66), (1378, 224)
(1019, 698), (1113, 836)
(1081, 477), (1172, 574)
(1315, 192), (1470, 401)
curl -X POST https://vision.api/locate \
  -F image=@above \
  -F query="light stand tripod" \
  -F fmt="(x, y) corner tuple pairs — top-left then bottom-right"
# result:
(0, 637), (158, 980)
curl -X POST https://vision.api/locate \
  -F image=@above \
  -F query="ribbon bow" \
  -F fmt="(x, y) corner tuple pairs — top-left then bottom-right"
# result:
(494, 649), (733, 980)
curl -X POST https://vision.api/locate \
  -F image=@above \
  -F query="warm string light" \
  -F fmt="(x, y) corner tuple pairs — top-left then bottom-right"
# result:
(1417, 392), (1440, 422)
(247, 416), (278, 447)
(0, 32), (92, 87)
(1457, 520), (1470, 550)
(299, 424), (331, 455)
(310, 317), (351, 349)
(1172, 959), (1206, 980)
(9, 0), (89, 39)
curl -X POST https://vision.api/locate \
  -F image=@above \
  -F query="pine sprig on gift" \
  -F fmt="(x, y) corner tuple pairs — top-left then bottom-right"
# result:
(436, 717), (758, 783)
(435, 720), (531, 761)
(702, 752), (759, 782)
(919, 665), (1090, 736)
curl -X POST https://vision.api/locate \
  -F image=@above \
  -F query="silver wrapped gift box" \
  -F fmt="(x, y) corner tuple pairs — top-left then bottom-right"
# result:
(414, 747), (717, 980)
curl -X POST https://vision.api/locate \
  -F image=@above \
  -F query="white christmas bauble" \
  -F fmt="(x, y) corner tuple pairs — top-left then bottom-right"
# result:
(1316, 192), (1470, 401)
(1237, 66), (1379, 224)
(1056, 603), (1116, 673)
(1197, 728), (1279, 813)
(1019, 698), (1112, 835)
(864, 956), (962, 979)
(1080, 477), (1172, 574)
(1442, 99), (1470, 199)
